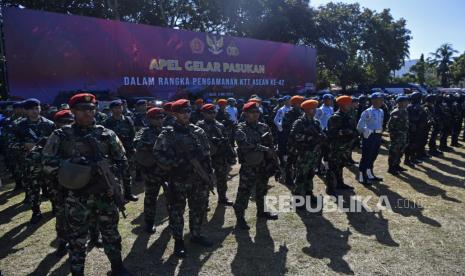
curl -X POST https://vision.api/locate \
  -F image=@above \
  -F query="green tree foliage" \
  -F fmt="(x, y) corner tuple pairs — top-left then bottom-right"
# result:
(410, 54), (426, 85)
(450, 53), (465, 86)
(428, 43), (458, 87)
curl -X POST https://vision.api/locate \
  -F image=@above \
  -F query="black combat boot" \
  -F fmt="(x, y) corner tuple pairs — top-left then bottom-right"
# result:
(234, 207), (250, 230)
(55, 241), (68, 257)
(124, 187), (138, 202)
(218, 196), (233, 206)
(387, 167), (399, 176)
(30, 207), (42, 225)
(110, 257), (133, 276)
(174, 239), (187, 258)
(145, 220), (156, 234)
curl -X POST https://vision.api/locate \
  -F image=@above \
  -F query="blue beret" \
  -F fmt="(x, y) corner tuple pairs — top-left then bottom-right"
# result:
(136, 99), (147, 105)
(322, 94), (333, 100)
(12, 101), (23, 108)
(370, 92), (384, 99)
(396, 96), (409, 103)
(282, 95), (291, 101)
(109, 99), (123, 108)
(22, 98), (41, 109)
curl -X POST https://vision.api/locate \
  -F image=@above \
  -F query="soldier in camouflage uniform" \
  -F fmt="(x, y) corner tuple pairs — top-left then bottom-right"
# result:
(162, 102), (176, 127)
(326, 96), (357, 195)
(428, 95), (443, 156)
(1, 101), (25, 191)
(132, 99), (148, 131)
(288, 100), (325, 207)
(94, 101), (108, 124)
(134, 107), (166, 234)
(197, 103), (235, 206)
(9, 99), (55, 223)
(405, 92), (428, 166)
(450, 93), (463, 147)
(103, 100), (138, 201)
(153, 99), (214, 258)
(215, 99), (235, 146)
(281, 96), (304, 187)
(234, 102), (279, 230)
(190, 98), (204, 124)
(42, 93), (131, 276)
(420, 95), (435, 158)
(387, 96), (410, 175)
(439, 95), (454, 152)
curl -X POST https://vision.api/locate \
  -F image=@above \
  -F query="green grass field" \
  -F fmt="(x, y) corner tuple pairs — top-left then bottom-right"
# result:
(1, 137), (465, 275)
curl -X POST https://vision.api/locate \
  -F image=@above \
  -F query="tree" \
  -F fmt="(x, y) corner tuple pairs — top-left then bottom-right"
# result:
(450, 53), (465, 86)
(361, 9), (411, 85)
(429, 43), (458, 87)
(410, 54), (426, 85)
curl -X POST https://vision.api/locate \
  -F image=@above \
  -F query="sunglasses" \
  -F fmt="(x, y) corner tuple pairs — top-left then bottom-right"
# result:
(74, 106), (96, 111)
(178, 108), (192, 114)
(152, 115), (165, 120)
(204, 110), (216, 114)
(247, 109), (260, 114)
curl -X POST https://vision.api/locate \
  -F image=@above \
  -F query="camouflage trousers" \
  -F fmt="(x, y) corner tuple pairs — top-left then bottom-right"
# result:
(122, 153), (134, 193)
(143, 172), (164, 224)
(326, 144), (351, 191)
(234, 164), (268, 214)
(388, 134), (408, 168)
(294, 151), (320, 196)
(167, 174), (208, 240)
(25, 154), (44, 212)
(50, 186), (68, 243)
(212, 157), (229, 200)
(65, 192), (122, 274)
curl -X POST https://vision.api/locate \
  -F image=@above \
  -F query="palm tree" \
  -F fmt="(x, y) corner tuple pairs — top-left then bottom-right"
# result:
(429, 43), (458, 87)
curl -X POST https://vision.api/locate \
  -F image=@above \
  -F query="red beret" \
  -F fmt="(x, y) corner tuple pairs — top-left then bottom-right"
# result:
(336, 95), (352, 106)
(163, 102), (172, 112)
(201, 104), (215, 111)
(301, 100), (319, 111)
(290, 95), (305, 106)
(69, 93), (96, 108)
(194, 99), (204, 105)
(248, 98), (261, 103)
(171, 99), (190, 113)
(243, 102), (259, 112)
(217, 99), (227, 106)
(53, 109), (74, 122)
(146, 107), (164, 119)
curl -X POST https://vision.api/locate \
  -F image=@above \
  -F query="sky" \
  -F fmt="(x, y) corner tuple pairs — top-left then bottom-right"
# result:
(310, 0), (465, 60)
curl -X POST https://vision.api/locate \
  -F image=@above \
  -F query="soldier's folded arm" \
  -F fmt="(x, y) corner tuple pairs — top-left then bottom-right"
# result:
(41, 131), (62, 175)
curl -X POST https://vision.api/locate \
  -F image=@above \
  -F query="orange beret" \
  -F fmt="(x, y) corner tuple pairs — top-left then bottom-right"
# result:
(194, 98), (204, 105)
(217, 99), (227, 106)
(336, 95), (352, 106)
(248, 97), (262, 103)
(69, 93), (96, 108)
(301, 100), (319, 111)
(162, 102), (172, 112)
(171, 99), (190, 113)
(201, 104), (215, 111)
(146, 107), (164, 119)
(290, 95), (305, 106)
(243, 102), (259, 112)
(53, 109), (74, 122)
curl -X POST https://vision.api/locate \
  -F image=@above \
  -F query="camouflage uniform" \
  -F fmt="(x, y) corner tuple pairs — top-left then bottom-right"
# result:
(281, 107), (303, 186)
(288, 115), (325, 197)
(197, 118), (234, 202)
(163, 114), (176, 127)
(153, 121), (212, 240)
(234, 121), (272, 215)
(134, 125), (165, 225)
(0, 114), (23, 189)
(42, 123), (127, 275)
(132, 111), (148, 131)
(387, 108), (409, 170)
(9, 116), (54, 212)
(94, 111), (108, 124)
(325, 110), (357, 193)
(103, 115), (136, 196)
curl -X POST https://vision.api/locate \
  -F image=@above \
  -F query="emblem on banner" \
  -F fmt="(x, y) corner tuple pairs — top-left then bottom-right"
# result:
(190, 38), (204, 54)
(227, 42), (239, 56)
(206, 34), (223, 55)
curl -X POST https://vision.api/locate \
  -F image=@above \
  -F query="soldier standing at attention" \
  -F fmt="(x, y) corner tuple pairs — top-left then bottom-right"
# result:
(190, 98), (204, 124)
(132, 99), (148, 131)
(153, 99), (214, 258)
(162, 102), (176, 127)
(326, 96), (357, 195)
(234, 101), (279, 230)
(42, 93), (132, 276)
(197, 103), (235, 206)
(387, 96), (410, 175)
(404, 92), (428, 166)
(134, 107), (167, 234)
(103, 100), (138, 201)
(288, 100), (325, 207)
(357, 92), (385, 185)
(281, 95), (304, 187)
(9, 98), (55, 223)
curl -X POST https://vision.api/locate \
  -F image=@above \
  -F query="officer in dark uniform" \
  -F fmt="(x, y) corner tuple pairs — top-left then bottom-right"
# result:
(103, 100), (138, 201)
